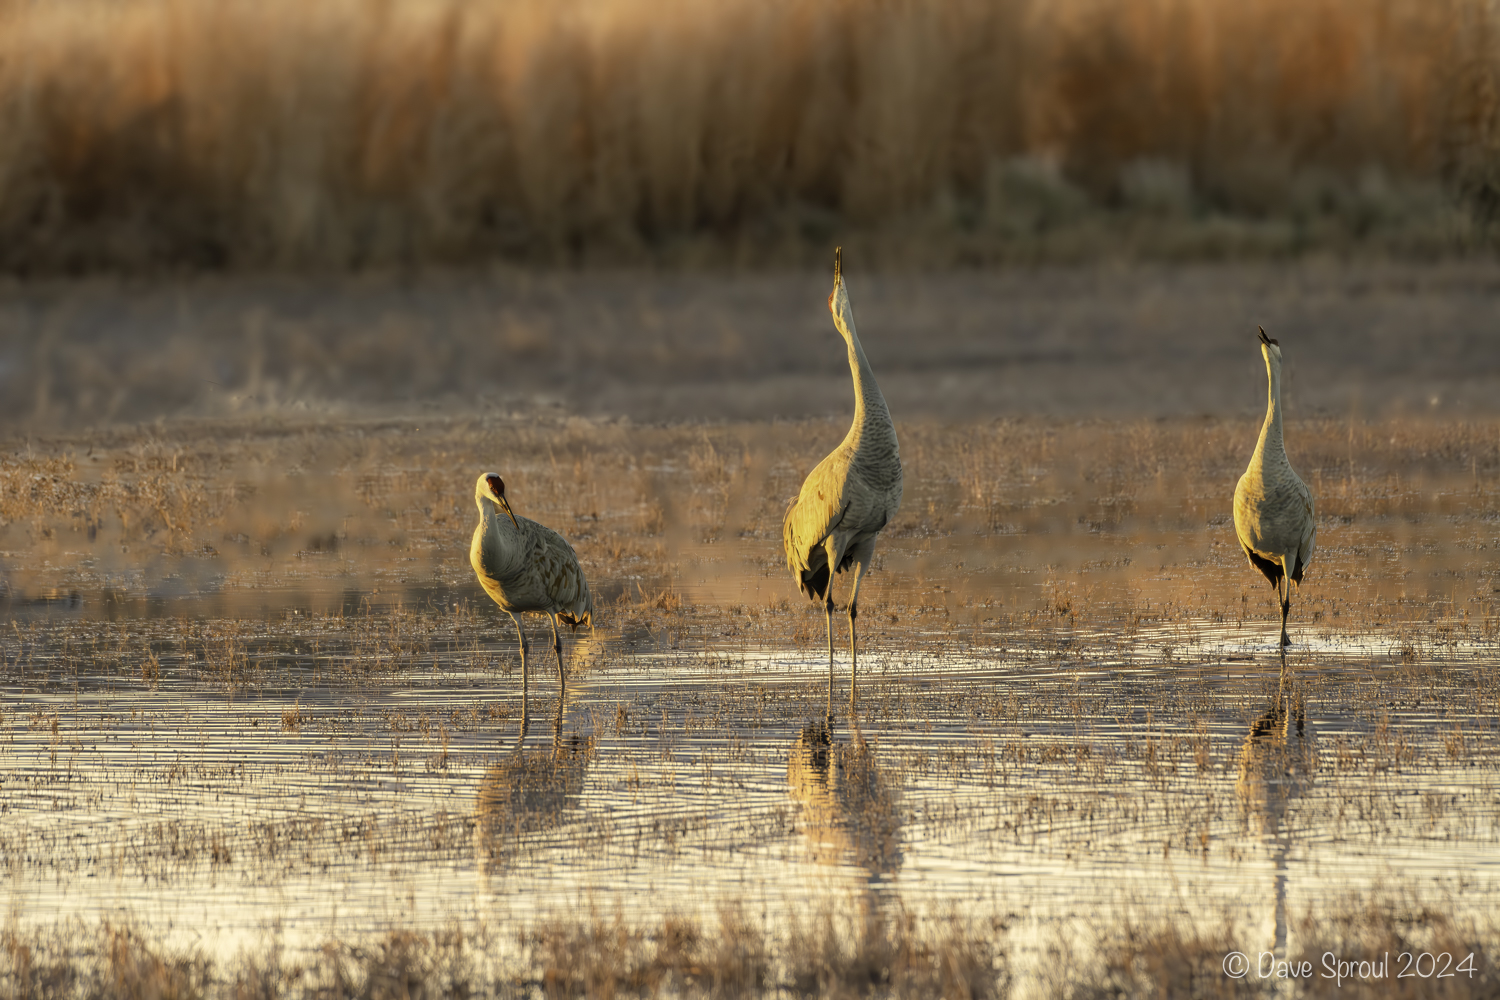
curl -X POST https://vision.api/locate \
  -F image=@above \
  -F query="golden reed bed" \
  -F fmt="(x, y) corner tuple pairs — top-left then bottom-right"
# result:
(0, 0), (1492, 270)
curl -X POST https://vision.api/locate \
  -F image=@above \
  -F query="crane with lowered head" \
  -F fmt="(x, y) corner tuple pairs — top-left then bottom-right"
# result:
(471, 472), (593, 740)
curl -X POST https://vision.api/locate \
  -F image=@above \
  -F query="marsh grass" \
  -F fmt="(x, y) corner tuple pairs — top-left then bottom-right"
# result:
(1057, 894), (1500, 999)
(1, 906), (1002, 999)
(9, 264), (1500, 433)
(0, 0), (1491, 272)
(1291, 893), (1500, 999)
(4, 413), (1495, 649)
(7, 899), (1497, 998)
(1066, 917), (1267, 999)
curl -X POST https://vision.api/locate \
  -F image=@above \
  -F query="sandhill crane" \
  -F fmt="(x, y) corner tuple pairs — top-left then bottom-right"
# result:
(471, 472), (593, 739)
(1233, 328), (1316, 648)
(783, 248), (902, 719)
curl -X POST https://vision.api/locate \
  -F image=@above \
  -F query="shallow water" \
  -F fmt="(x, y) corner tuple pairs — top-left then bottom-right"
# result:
(5, 593), (1499, 990)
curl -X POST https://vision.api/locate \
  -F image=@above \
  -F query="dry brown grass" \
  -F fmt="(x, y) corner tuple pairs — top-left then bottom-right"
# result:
(1290, 893), (1500, 999)
(9, 900), (1495, 998)
(1057, 895), (1500, 999)
(0, 0), (1490, 272)
(2, 922), (214, 1000)
(3, 412), (1497, 646)
(0, 907), (1002, 999)
(783, 908), (1002, 1000)
(1066, 918), (1268, 999)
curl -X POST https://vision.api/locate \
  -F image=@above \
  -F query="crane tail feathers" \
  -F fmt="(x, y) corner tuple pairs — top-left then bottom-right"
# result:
(1243, 545), (1284, 589)
(798, 564), (832, 602)
(1290, 552), (1308, 586)
(1292, 522), (1315, 586)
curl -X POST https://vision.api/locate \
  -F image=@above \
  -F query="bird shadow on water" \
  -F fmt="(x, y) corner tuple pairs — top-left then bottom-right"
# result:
(787, 716), (903, 941)
(1235, 656), (1315, 967)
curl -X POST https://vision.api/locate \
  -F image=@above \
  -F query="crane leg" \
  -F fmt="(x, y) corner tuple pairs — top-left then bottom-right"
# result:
(848, 600), (859, 714)
(550, 613), (567, 710)
(822, 536), (845, 723)
(846, 560), (870, 717)
(824, 594), (836, 723)
(1278, 561), (1292, 647)
(509, 612), (530, 743)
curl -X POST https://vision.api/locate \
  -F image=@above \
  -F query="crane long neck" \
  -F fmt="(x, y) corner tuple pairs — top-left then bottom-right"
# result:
(479, 498), (524, 564)
(1255, 353), (1287, 465)
(841, 323), (893, 451)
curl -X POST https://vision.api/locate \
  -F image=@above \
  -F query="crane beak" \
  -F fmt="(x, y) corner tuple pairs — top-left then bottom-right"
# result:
(828, 246), (844, 315)
(498, 495), (521, 530)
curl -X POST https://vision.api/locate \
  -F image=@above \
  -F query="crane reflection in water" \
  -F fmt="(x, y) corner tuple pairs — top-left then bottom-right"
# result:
(1235, 670), (1314, 965)
(474, 712), (594, 877)
(787, 719), (902, 942)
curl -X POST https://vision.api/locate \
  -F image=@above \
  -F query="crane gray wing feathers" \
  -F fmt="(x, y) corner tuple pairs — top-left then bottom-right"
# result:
(783, 451), (899, 598)
(531, 521), (593, 625)
(1232, 466), (1315, 586)
(1291, 480), (1315, 583)
(474, 516), (593, 626)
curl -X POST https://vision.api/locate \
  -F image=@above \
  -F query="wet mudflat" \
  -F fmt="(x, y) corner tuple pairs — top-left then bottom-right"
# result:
(4, 406), (1500, 996)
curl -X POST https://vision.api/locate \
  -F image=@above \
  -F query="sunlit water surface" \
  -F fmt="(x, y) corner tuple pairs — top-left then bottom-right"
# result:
(5, 593), (1500, 993)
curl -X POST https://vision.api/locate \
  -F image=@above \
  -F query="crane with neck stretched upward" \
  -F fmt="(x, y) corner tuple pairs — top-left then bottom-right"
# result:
(1233, 327), (1316, 648)
(783, 248), (903, 720)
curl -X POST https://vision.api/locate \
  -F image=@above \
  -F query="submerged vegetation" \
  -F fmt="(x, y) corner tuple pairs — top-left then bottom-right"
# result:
(0, 0), (1496, 271)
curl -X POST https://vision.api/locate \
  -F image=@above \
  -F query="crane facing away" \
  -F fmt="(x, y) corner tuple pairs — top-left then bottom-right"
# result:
(1233, 328), (1316, 647)
(471, 472), (593, 738)
(783, 248), (903, 719)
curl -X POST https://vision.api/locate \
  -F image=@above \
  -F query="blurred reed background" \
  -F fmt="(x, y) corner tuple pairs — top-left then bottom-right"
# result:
(0, 0), (1495, 272)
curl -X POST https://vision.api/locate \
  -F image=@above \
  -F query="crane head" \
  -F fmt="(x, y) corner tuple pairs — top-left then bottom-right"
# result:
(1257, 326), (1282, 363)
(476, 472), (521, 529)
(827, 246), (854, 335)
